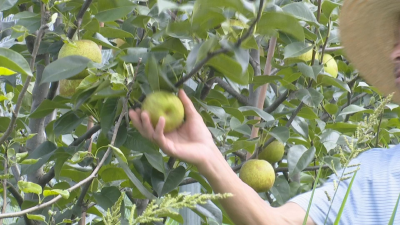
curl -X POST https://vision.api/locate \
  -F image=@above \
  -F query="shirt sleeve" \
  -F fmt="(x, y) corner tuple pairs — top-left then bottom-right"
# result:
(288, 158), (362, 225)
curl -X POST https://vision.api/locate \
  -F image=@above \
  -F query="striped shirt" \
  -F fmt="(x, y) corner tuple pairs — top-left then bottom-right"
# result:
(290, 146), (400, 224)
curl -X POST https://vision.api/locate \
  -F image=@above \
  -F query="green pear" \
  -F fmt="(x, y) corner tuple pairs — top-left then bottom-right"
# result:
(239, 159), (275, 193)
(322, 54), (338, 78)
(141, 91), (185, 133)
(58, 40), (102, 80)
(59, 79), (83, 97)
(259, 140), (285, 164)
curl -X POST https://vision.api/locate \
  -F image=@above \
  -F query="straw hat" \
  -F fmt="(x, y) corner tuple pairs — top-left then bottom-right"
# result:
(339, 0), (400, 102)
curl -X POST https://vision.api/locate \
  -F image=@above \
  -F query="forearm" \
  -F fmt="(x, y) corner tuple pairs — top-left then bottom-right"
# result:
(199, 146), (281, 225)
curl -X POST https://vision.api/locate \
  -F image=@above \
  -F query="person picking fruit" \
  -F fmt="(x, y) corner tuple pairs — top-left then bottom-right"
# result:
(129, 0), (400, 224)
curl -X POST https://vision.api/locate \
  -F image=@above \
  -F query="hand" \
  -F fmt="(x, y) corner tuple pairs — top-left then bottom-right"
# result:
(129, 89), (219, 169)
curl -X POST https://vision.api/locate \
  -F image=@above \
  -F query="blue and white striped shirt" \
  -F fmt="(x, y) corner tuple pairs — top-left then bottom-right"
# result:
(290, 146), (400, 224)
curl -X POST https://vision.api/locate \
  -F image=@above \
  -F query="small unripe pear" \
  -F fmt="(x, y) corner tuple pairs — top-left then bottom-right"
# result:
(259, 140), (285, 164)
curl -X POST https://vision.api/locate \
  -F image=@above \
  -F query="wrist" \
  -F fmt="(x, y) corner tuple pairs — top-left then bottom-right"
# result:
(196, 145), (232, 179)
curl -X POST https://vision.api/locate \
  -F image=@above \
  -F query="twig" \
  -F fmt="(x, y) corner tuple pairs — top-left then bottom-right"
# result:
(47, 81), (59, 100)
(66, 0), (93, 39)
(214, 78), (250, 106)
(265, 89), (290, 113)
(311, 0), (323, 63)
(324, 46), (343, 52)
(320, 103), (334, 121)
(200, 69), (216, 100)
(320, 18), (332, 63)
(321, 93), (367, 121)
(174, 48), (229, 87)
(235, 0), (264, 47)
(0, 24), (48, 146)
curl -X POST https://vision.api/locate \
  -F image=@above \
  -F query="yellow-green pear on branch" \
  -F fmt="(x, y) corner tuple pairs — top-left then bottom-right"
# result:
(284, 47), (318, 65)
(141, 91), (185, 133)
(322, 54), (338, 78)
(259, 140), (285, 164)
(58, 40), (102, 80)
(239, 159), (275, 193)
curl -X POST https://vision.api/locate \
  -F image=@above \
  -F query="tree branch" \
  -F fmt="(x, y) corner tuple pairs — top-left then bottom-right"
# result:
(200, 69), (216, 100)
(214, 78), (250, 106)
(0, 24), (48, 146)
(264, 89), (290, 113)
(66, 0), (93, 39)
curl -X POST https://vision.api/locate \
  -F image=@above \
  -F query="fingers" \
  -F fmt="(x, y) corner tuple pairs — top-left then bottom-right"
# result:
(178, 89), (200, 120)
(140, 111), (155, 138)
(129, 109), (143, 131)
(153, 116), (168, 149)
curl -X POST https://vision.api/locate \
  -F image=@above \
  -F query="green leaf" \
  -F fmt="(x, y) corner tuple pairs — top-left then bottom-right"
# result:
(100, 98), (118, 133)
(188, 171), (212, 193)
(0, 67), (17, 76)
(223, 107), (245, 123)
(116, 153), (156, 199)
(257, 12), (305, 41)
(145, 152), (165, 174)
(322, 1), (341, 18)
(270, 176), (291, 205)
(318, 75), (351, 92)
(29, 99), (70, 118)
(152, 37), (188, 55)
(207, 54), (249, 85)
(192, 200), (223, 225)
(230, 138), (258, 154)
(269, 126), (290, 143)
(145, 55), (160, 91)
(43, 189), (70, 199)
(20, 141), (58, 176)
(295, 88), (323, 107)
(53, 111), (85, 136)
(93, 186), (121, 210)
(99, 165), (129, 182)
(18, 180), (42, 195)
(238, 106), (275, 122)
(26, 214), (45, 222)
(161, 166), (186, 196)
(282, 2), (320, 25)
(95, 0), (135, 22)
(324, 103), (338, 115)
(0, 0), (18, 11)
(288, 145), (316, 179)
(339, 105), (369, 116)
(109, 144), (127, 163)
(41, 56), (91, 84)
(388, 193), (400, 225)
(334, 170), (358, 225)
(99, 27), (134, 38)
(298, 107), (319, 119)
(284, 42), (313, 59)
(0, 48), (32, 76)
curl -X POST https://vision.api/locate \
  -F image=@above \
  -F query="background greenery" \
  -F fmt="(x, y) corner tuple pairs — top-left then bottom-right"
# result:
(0, 0), (397, 224)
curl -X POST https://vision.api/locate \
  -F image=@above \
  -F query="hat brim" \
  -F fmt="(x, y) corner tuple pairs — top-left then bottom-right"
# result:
(339, 0), (400, 102)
